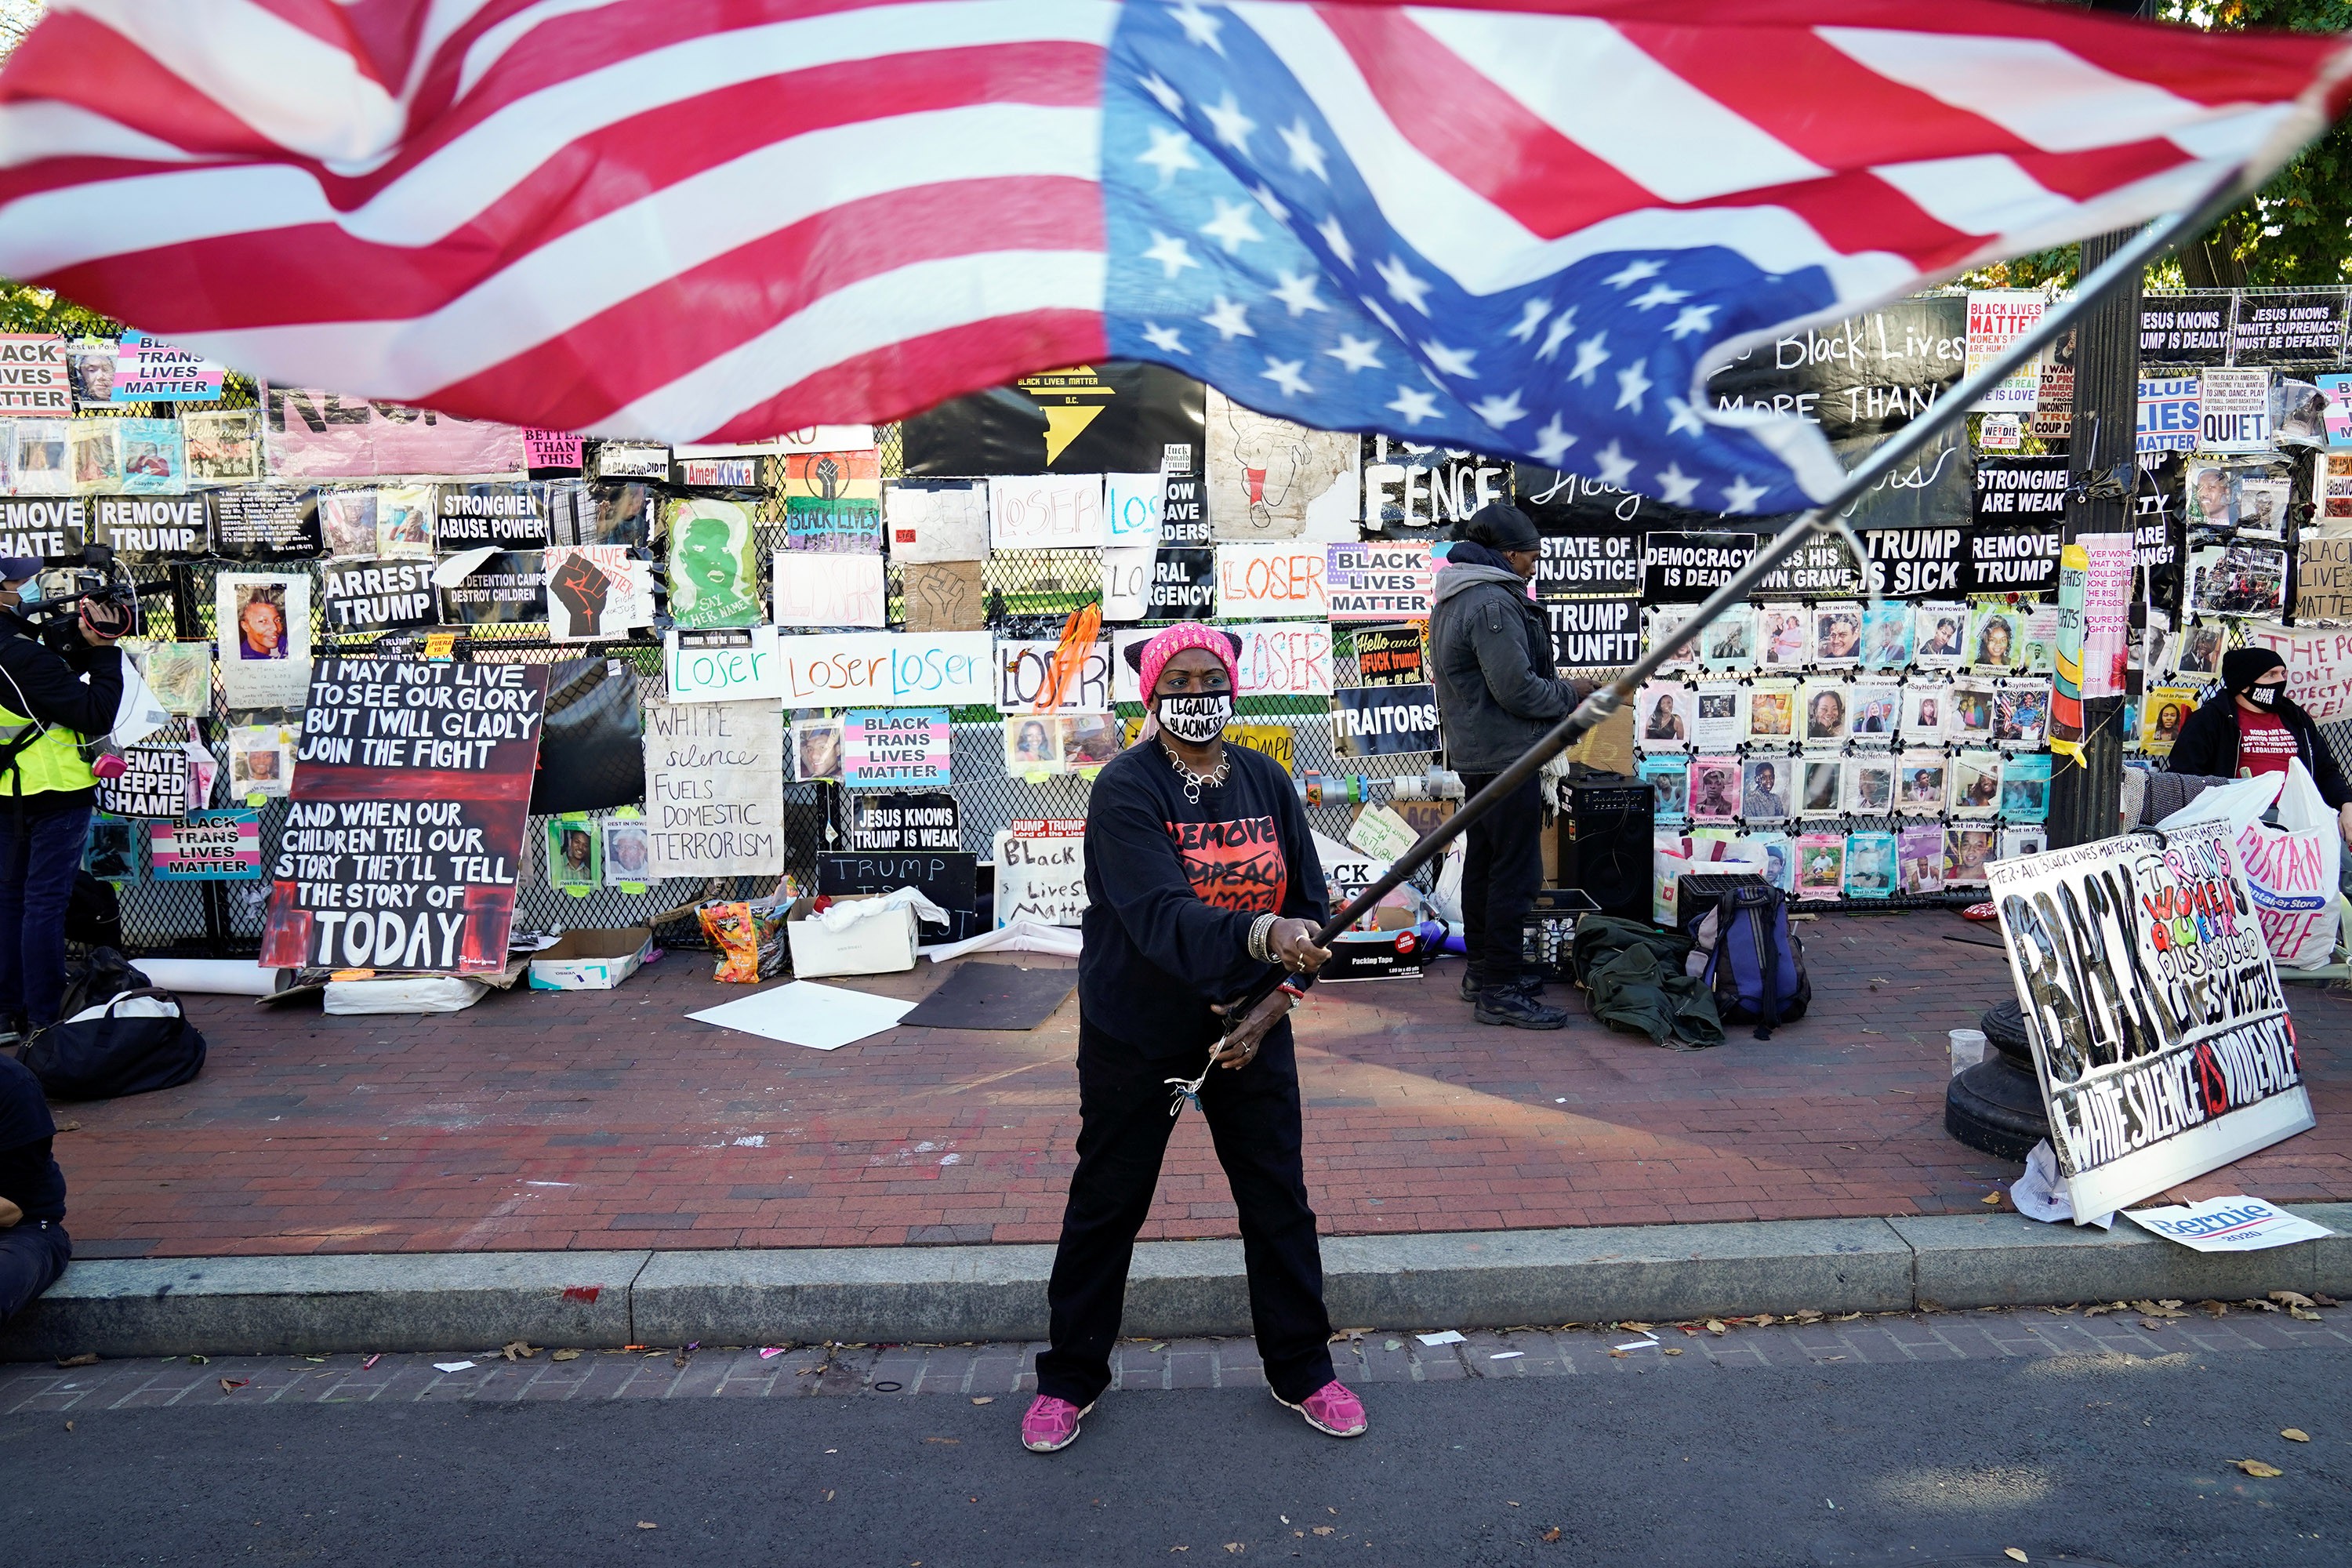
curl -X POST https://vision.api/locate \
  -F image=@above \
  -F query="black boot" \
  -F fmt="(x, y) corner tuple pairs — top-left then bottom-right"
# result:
(1475, 985), (1570, 1029)
(1457, 964), (1485, 1002)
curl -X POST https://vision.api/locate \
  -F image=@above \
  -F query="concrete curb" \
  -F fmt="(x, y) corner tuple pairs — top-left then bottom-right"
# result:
(6, 1207), (2349, 1360)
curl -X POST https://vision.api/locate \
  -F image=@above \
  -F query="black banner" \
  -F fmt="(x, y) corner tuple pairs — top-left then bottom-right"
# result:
(1541, 594), (1640, 668)
(96, 744), (187, 820)
(1973, 456), (2071, 526)
(1360, 437), (1511, 538)
(2141, 292), (2233, 365)
(0, 497), (88, 562)
(1160, 470), (1208, 544)
(1515, 464), (1719, 531)
(815, 849), (980, 942)
(1534, 528), (1645, 596)
(437, 550), (547, 626)
(1752, 535), (1866, 600)
(208, 485), (321, 558)
(92, 495), (206, 560)
(846, 793), (964, 853)
(1642, 530), (1758, 602)
(1861, 525), (1967, 598)
(1350, 625), (1426, 687)
(900, 362), (1206, 476)
(2135, 456), (2186, 618)
(1966, 527), (2064, 593)
(1331, 683), (1441, 757)
(436, 482), (548, 550)
(1707, 296), (1965, 443)
(2230, 292), (2347, 364)
(1838, 426), (1973, 531)
(323, 557), (437, 633)
(1145, 546), (1215, 619)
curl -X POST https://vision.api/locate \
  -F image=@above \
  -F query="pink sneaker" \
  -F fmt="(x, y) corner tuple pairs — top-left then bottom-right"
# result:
(1277, 1380), (1368, 1438)
(1020, 1394), (1092, 1453)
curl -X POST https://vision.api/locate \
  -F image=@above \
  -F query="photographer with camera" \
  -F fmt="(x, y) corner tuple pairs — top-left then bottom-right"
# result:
(0, 555), (127, 1045)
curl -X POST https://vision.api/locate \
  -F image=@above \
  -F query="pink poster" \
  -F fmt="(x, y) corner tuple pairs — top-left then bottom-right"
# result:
(526, 428), (585, 470)
(262, 385), (528, 479)
(2081, 532), (2133, 700)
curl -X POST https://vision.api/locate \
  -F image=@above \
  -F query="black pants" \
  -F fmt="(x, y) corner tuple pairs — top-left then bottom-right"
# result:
(0, 1218), (68, 1324)
(1460, 770), (1544, 989)
(1036, 1021), (1334, 1406)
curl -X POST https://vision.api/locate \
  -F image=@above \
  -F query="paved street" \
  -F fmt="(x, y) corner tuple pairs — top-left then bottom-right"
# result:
(6, 1309), (2347, 1566)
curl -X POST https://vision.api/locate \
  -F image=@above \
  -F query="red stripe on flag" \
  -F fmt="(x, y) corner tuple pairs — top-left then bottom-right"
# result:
(0, 13), (291, 158)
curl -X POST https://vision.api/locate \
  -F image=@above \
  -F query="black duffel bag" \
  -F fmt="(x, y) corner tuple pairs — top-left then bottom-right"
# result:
(20, 987), (206, 1101)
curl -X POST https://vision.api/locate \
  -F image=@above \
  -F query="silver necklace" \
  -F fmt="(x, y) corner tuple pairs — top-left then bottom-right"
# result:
(1160, 739), (1229, 804)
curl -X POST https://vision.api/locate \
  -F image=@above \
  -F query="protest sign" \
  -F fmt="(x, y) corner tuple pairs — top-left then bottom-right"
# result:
(1160, 470), (1209, 544)
(902, 559), (985, 633)
(1544, 595), (1640, 669)
(672, 455), (759, 488)
(110, 332), (225, 401)
(1216, 542), (1330, 619)
(263, 660), (549, 972)
(2122, 1196), (2335, 1252)
(1965, 527), (2063, 593)
(642, 697), (784, 877)
(111, 418), (187, 494)
(262, 386), (526, 478)
(848, 793), (963, 853)
(2082, 533), (2133, 700)
(1108, 622), (1332, 701)
(772, 551), (886, 627)
(2297, 528), (2352, 621)
(2200, 368), (2273, 452)
(1350, 626), (1425, 686)
(542, 481), (649, 548)
(2140, 292), (2232, 364)
(781, 452), (881, 552)
(900, 361), (1205, 476)
(216, 573), (311, 709)
(0, 335), (70, 415)
(2136, 375), (2201, 456)
(1358, 434), (1506, 538)
(595, 443), (670, 480)
(437, 550), (546, 626)
(1705, 296), (1966, 441)
(1860, 526), (1965, 598)
(1326, 542), (1433, 620)
(8, 421), (70, 497)
(1643, 531), (1759, 601)
(770, 630), (993, 706)
(997, 639), (1113, 714)
(93, 495), (206, 560)
(98, 745), (189, 820)
(1534, 528), (1645, 596)
(1145, 546), (1216, 619)
(816, 849), (979, 938)
(322, 558), (437, 633)
(2031, 330), (2074, 440)
(434, 482), (547, 550)
(183, 409), (262, 485)
(545, 544), (653, 641)
(1966, 291), (2044, 411)
(1973, 456), (2070, 525)
(208, 485), (319, 557)
(840, 709), (951, 789)
(884, 478), (989, 562)
(1751, 535), (1866, 600)
(666, 627), (783, 703)
(1835, 426), (1973, 532)
(228, 724), (297, 799)
(0, 498), (85, 563)
(1332, 684), (1440, 757)
(665, 496), (760, 629)
(1990, 818), (2314, 1219)
(993, 822), (1088, 927)
(2231, 292), (2345, 362)
(1105, 471), (1165, 546)
(1101, 547), (1153, 622)
(989, 473), (1105, 548)
(151, 811), (262, 880)
(2239, 622), (2352, 722)
(524, 429), (583, 471)
(1204, 390), (1362, 539)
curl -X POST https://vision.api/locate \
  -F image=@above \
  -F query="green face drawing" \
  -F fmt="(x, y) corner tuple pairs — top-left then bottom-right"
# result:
(678, 517), (739, 600)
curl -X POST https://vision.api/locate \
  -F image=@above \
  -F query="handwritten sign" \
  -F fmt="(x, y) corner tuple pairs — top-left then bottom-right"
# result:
(840, 709), (951, 789)
(2296, 528), (2352, 622)
(993, 825), (1088, 927)
(997, 639), (1112, 714)
(643, 697), (784, 877)
(666, 626), (784, 702)
(1216, 543), (1329, 619)
(885, 478), (988, 561)
(769, 630), (993, 706)
(772, 550), (886, 628)
(2241, 622), (2352, 722)
(1112, 622), (1333, 700)
(989, 473), (1104, 548)
(1102, 547), (1153, 622)
(1104, 471), (1165, 545)
(1327, 542), (1433, 620)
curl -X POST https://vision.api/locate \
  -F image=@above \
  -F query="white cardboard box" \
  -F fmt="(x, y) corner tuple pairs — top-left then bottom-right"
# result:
(786, 898), (919, 978)
(528, 928), (655, 991)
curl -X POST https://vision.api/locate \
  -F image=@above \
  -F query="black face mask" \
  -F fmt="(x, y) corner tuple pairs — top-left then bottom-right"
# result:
(2245, 682), (2283, 709)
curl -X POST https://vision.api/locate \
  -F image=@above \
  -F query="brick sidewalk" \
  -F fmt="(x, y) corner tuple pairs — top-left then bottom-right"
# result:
(44, 910), (2352, 1258)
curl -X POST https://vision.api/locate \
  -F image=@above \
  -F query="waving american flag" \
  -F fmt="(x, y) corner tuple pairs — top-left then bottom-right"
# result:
(2, 1), (2347, 514)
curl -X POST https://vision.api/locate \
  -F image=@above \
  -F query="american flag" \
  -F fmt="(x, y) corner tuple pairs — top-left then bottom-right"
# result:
(2, 2), (2346, 515)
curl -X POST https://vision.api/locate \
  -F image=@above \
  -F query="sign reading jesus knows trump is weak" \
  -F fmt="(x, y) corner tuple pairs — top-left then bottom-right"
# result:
(1991, 818), (2313, 1219)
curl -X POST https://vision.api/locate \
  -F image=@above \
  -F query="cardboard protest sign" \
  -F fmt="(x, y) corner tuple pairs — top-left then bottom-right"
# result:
(989, 473), (1104, 549)
(322, 558), (437, 633)
(208, 486), (319, 557)
(1358, 434), (1507, 539)
(1991, 819), (2314, 1219)
(899, 361), (1205, 476)
(437, 549), (546, 626)
(1207, 390), (1361, 539)
(665, 496), (760, 629)
(263, 660), (548, 974)
(216, 573), (311, 709)
(848, 793), (962, 852)
(434, 482), (547, 550)
(1350, 626), (1425, 687)
(545, 544), (653, 641)
(769, 630), (993, 706)
(2298, 528), (2352, 622)
(1327, 542), (1432, 620)
(902, 560), (986, 633)
(885, 478), (989, 562)
(1101, 547), (1153, 622)
(993, 822), (1088, 927)
(93, 495), (205, 560)
(1705, 296), (1965, 442)
(262, 386), (526, 479)
(151, 810), (262, 880)
(642, 697), (783, 877)
(772, 550), (886, 628)
(1216, 542), (1329, 619)
(840, 709), (951, 789)
(1332, 684), (1439, 757)
(97, 745), (189, 820)
(0, 335), (71, 415)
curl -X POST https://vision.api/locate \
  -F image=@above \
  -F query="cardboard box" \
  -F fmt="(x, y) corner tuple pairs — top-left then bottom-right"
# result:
(785, 896), (920, 978)
(1566, 701), (1635, 776)
(528, 927), (655, 991)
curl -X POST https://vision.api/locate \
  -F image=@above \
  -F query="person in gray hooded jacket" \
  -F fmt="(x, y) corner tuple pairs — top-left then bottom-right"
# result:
(1428, 503), (1591, 1029)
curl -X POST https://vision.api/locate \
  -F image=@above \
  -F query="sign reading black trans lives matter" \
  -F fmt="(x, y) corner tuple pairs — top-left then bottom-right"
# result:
(1991, 819), (2312, 1218)
(260, 659), (550, 975)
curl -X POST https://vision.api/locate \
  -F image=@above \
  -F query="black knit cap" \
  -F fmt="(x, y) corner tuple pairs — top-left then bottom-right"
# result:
(2221, 647), (2286, 694)
(1461, 501), (1539, 551)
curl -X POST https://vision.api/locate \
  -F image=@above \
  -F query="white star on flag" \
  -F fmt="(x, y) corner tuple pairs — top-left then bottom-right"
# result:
(1270, 270), (1328, 316)
(1136, 72), (1186, 117)
(1665, 397), (1706, 437)
(1136, 126), (1198, 187)
(1665, 304), (1719, 341)
(1261, 357), (1312, 397)
(1374, 255), (1433, 315)
(1630, 282), (1693, 311)
(1654, 464), (1700, 506)
(1142, 231), (1199, 278)
(1249, 182), (1289, 223)
(1386, 384), (1440, 424)
(1602, 259), (1664, 289)
(1471, 390), (1527, 427)
(1142, 322), (1189, 355)
(1324, 335), (1383, 372)
(1171, 0), (1225, 53)
(1199, 198), (1261, 253)
(1721, 475), (1769, 514)
(1507, 299), (1550, 343)
(1315, 213), (1356, 270)
(1613, 358), (1652, 412)
(1569, 332), (1609, 385)
(1530, 414), (1575, 464)
(1200, 90), (1255, 151)
(1592, 440), (1635, 487)
(1279, 118), (1329, 180)
(1537, 310), (1577, 363)
(1201, 295), (1254, 340)
(1420, 339), (1476, 378)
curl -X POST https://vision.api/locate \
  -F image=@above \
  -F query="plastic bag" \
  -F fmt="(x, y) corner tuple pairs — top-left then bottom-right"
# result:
(698, 898), (786, 983)
(2238, 760), (2343, 969)
(2153, 768), (2282, 838)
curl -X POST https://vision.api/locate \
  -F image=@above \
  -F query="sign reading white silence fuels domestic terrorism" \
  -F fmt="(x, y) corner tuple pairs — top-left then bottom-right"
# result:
(1991, 818), (2313, 1219)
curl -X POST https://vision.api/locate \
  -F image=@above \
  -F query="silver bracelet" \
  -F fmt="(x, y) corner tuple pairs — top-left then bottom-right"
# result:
(1247, 913), (1279, 964)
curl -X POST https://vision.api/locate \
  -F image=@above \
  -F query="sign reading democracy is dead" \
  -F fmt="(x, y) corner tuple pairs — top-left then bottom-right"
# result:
(261, 659), (550, 975)
(1990, 819), (2312, 1218)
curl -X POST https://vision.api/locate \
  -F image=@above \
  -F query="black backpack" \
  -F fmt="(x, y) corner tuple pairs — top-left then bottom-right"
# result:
(20, 985), (206, 1101)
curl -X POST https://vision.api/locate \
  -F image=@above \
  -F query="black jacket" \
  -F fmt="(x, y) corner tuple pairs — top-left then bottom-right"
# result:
(2167, 691), (2352, 809)
(1428, 542), (1589, 773)
(0, 611), (125, 812)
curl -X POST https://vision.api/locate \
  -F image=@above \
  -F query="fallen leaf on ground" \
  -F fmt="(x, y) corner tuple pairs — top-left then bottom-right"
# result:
(219, 1378), (246, 1392)
(500, 1341), (540, 1361)
(2084, 1303), (2126, 1316)
(55, 1353), (97, 1368)
(189, 1354), (209, 1365)
(924, 1436), (960, 1444)
(1751, 1315), (1778, 1327)
(550, 1349), (581, 1362)
(637, 1522), (657, 1530)
(2317, 1294), (2340, 1308)
(1224, 1544), (1244, 1555)
(1831, 1312), (1862, 1323)
(1705, 1320), (1727, 1335)
(2242, 1298), (2282, 1312)
(1981, 1192), (2002, 1205)
(1541, 1527), (1562, 1543)
(1618, 1322), (1653, 1332)
(53, 1119), (79, 1131)
(2290, 1307), (2323, 1322)
(1312, 1527), (1334, 1537)
(971, 1396), (993, 1405)
(2270, 1290), (2318, 1309)
(2200, 1301), (2229, 1318)
(1793, 1309), (1824, 1323)
(1662, 1348), (1684, 1356)
(2004, 1551), (2028, 1563)
(2282, 1428), (2310, 1443)
(2132, 1301), (2183, 1319)
(64, 1421), (73, 1431)
(2138, 1319), (2170, 1331)
(2235, 1459), (2283, 1478)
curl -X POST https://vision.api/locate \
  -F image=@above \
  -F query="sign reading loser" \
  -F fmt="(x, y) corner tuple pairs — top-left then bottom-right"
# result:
(1991, 820), (2314, 1219)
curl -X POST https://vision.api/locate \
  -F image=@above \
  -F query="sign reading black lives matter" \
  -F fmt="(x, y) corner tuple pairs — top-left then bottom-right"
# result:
(1331, 683), (1441, 757)
(260, 659), (550, 975)
(1991, 819), (2312, 1217)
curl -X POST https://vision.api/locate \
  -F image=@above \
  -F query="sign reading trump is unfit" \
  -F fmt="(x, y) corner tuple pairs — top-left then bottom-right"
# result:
(1991, 819), (2313, 1219)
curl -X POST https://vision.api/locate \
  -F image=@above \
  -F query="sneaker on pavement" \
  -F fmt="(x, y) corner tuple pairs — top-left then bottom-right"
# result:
(1021, 1395), (1092, 1453)
(1277, 1380), (1369, 1438)
(1475, 986), (1570, 1029)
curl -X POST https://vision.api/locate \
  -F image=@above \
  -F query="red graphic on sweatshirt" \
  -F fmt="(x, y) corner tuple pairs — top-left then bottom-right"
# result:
(1167, 815), (1287, 913)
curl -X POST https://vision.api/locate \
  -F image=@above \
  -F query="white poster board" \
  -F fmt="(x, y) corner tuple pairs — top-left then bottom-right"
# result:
(993, 823), (1088, 927)
(1214, 542), (1330, 619)
(768, 630), (993, 707)
(642, 699), (785, 877)
(214, 572), (312, 710)
(989, 473), (1105, 549)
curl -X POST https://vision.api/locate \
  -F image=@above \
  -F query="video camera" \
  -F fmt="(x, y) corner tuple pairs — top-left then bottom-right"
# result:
(13, 544), (159, 644)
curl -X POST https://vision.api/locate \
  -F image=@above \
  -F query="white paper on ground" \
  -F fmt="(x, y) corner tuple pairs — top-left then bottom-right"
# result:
(2123, 1196), (2335, 1251)
(920, 919), (1083, 963)
(1416, 1330), (1465, 1346)
(433, 1361), (476, 1373)
(134, 957), (283, 996)
(687, 979), (913, 1051)
(1613, 1339), (1661, 1351)
(2009, 1140), (2116, 1229)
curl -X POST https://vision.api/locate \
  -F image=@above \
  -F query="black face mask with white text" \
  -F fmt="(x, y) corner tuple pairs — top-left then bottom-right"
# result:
(2246, 682), (2283, 709)
(1156, 692), (1232, 744)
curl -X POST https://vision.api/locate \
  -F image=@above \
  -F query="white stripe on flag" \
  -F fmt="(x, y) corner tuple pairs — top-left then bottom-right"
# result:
(1867, 154), (2078, 239)
(1405, 7), (1830, 201)
(0, 100), (212, 170)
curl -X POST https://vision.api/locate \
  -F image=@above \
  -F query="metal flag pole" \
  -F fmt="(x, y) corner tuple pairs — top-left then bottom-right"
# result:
(1203, 161), (2263, 1041)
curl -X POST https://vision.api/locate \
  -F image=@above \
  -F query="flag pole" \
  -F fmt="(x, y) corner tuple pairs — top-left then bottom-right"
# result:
(1215, 161), (2262, 1027)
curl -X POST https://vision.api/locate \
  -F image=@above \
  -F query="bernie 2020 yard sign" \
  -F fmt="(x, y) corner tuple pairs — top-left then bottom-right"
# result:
(1991, 818), (2313, 1218)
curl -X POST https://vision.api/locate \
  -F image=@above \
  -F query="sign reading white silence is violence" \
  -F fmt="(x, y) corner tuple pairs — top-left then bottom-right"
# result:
(1991, 819), (2313, 1219)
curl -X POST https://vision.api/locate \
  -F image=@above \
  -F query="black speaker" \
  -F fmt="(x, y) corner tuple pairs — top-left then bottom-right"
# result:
(1559, 775), (1655, 924)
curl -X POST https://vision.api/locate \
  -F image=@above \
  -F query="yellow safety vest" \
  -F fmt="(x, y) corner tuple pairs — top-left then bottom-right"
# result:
(0, 704), (97, 797)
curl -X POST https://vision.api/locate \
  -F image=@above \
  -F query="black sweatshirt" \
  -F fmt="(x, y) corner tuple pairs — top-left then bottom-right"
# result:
(0, 1053), (64, 1225)
(0, 612), (125, 815)
(2167, 691), (2352, 809)
(1079, 739), (1328, 1058)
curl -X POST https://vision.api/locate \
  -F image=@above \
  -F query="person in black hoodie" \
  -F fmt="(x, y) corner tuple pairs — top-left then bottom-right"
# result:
(0, 1050), (67, 1324)
(1022, 622), (1365, 1455)
(1428, 503), (1592, 1028)
(2169, 648), (2352, 844)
